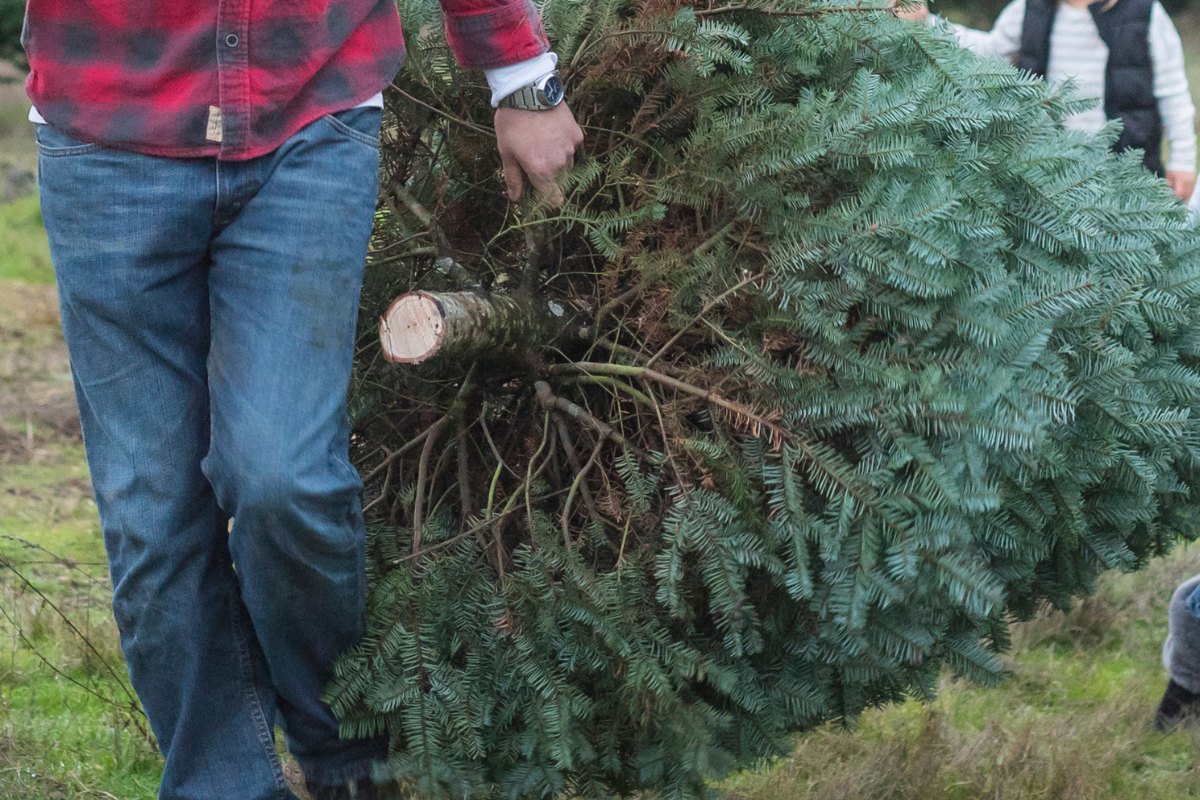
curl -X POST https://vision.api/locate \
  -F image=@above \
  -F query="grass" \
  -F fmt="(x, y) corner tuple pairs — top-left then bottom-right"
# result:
(0, 196), (51, 284)
(0, 205), (163, 796)
(0, 438), (164, 797)
(720, 551), (1200, 800)
(0, 127), (162, 794)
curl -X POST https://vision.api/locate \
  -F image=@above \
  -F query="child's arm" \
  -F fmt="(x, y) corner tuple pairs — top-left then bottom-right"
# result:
(943, 1), (1025, 62)
(895, 1), (1025, 63)
(1150, 2), (1197, 201)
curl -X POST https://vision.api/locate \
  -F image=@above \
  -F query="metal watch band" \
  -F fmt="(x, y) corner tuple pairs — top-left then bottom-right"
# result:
(498, 73), (562, 111)
(500, 85), (540, 110)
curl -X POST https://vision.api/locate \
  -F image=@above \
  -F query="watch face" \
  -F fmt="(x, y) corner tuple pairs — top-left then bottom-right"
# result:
(541, 75), (565, 106)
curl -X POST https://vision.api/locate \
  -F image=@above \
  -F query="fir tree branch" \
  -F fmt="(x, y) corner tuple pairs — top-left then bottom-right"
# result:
(534, 380), (637, 454)
(694, 2), (895, 19)
(554, 361), (793, 448)
(645, 270), (765, 367)
(361, 416), (448, 485)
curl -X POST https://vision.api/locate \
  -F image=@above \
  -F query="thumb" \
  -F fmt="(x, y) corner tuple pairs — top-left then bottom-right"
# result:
(502, 154), (526, 202)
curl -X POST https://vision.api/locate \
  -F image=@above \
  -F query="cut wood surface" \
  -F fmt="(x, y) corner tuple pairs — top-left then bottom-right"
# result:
(378, 291), (449, 364)
(379, 290), (568, 364)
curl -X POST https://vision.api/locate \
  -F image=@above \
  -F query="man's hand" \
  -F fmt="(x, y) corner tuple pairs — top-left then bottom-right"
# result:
(891, 0), (929, 22)
(1167, 170), (1196, 203)
(496, 103), (584, 206)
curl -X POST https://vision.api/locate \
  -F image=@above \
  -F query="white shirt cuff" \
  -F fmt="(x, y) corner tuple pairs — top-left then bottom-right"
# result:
(483, 52), (559, 108)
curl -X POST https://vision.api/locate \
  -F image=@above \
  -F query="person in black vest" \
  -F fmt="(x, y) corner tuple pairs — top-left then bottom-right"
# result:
(895, 0), (1197, 201)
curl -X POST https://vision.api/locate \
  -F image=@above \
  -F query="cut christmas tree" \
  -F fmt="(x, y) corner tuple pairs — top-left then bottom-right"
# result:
(329, 1), (1200, 797)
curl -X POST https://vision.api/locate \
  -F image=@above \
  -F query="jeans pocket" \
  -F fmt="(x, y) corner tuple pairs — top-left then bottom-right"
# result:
(320, 107), (382, 150)
(35, 123), (102, 157)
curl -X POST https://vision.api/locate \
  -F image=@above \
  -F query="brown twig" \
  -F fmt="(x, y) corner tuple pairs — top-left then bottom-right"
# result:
(553, 417), (604, 548)
(457, 419), (478, 539)
(553, 361), (792, 450)
(534, 380), (637, 454)
(412, 416), (449, 558)
(563, 438), (607, 551)
(390, 184), (455, 259)
(362, 456), (394, 516)
(594, 286), (642, 326)
(360, 416), (447, 485)
(645, 270), (765, 367)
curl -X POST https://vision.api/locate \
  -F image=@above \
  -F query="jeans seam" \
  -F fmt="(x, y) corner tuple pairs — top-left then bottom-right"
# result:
(38, 143), (102, 157)
(320, 113), (381, 149)
(229, 583), (289, 795)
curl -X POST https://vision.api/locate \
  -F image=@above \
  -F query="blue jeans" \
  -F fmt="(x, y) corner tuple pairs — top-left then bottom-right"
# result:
(36, 108), (384, 800)
(1165, 576), (1200, 693)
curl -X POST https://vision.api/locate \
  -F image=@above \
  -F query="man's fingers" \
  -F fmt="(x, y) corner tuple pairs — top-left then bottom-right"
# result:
(522, 161), (563, 206)
(518, 147), (576, 205)
(494, 103), (585, 206)
(502, 154), (526, 202)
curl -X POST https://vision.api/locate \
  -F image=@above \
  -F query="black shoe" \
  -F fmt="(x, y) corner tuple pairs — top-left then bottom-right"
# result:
(1155, 679), (1200, 731)
(304, 776), (381, 800)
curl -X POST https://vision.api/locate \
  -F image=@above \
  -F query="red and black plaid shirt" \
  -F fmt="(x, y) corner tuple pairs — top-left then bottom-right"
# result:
(23, 0), (549, 160)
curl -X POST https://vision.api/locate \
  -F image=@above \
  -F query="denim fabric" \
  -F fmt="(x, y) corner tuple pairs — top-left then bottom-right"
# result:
(36, 108), (385, 800)
(1164, 575), (1200, 694)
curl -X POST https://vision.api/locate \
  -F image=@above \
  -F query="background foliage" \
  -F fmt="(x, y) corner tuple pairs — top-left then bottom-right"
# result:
(0, 0), (23, 70)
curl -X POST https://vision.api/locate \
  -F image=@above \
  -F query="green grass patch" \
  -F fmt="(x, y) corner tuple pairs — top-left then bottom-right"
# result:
(0, 430), (163, 798)
(0, 601), (162, 800)
(0, 188), (161, 794)
(0, 440), (101, 557)
(0, 195), (51, 284)
(720, 547), (1200, 800)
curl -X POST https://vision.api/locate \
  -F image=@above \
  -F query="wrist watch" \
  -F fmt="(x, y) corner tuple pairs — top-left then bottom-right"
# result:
(498, 71), (565, 111)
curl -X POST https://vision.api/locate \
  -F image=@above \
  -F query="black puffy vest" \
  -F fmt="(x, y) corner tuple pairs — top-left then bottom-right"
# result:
(1017, 0), (1163, 174)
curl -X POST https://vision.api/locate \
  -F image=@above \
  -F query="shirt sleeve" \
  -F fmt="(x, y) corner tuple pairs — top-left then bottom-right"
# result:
(933, 0), (1025, 64)
(483, 52), (559, 107)
(438, 0), (551, 70)
(1149, 2), (1197, 174)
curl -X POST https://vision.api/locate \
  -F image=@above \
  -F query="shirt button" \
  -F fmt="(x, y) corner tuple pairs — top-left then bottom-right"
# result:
(225, 33), (239, 47)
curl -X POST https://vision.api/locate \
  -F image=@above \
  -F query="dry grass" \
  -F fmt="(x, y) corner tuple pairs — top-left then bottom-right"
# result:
(724, 698), (1194, 800)
(719, 548), (1200, 800)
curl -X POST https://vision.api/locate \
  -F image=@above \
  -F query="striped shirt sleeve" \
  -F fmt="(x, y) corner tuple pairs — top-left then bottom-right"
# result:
(1149, 2), (1197, 173)
(938, 0), (1027, 64)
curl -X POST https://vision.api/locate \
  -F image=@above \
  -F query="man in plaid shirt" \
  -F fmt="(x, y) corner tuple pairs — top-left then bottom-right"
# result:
(23, 1), (582, 798)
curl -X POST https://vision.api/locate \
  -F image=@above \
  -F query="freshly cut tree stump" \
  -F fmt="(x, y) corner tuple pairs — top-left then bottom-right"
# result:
(379, 290), (534, 364)
(379, 289), (579, 365)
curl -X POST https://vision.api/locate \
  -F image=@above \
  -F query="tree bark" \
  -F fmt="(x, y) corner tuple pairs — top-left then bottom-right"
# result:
(379, 290), (574, 365)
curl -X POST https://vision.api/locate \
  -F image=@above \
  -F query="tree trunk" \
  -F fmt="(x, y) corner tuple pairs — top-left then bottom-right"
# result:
(379, 290), (574, 364)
